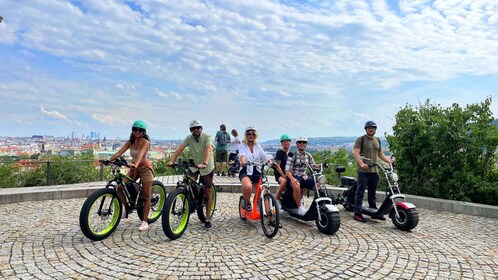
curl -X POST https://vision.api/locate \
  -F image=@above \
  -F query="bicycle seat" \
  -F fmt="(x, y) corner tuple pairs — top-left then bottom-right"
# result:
(340, 176), (357, 185)
(335, 167), (346, 173)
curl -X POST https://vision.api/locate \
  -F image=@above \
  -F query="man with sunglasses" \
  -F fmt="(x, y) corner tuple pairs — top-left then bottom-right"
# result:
(352, 120), (391, 223)
(285, 136), (319, 216)
(167, 120), (215, 229)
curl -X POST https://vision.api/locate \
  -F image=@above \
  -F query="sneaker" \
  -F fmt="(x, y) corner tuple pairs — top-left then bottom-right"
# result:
(298, 206), (306, 215)
(372, 215), (386, 221)
(205, 221), (212, 229)
(138, 222), (149, 231)
(221, 172), (226, 176)
(354, 213), (367, 223)
(217, 172), (221, 176)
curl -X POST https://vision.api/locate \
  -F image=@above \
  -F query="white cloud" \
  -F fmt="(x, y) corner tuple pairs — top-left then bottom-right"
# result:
(0, 0), (497, 139)
(39, 106), (69, 121)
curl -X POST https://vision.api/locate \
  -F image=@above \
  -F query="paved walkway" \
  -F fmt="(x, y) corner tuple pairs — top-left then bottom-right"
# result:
(1, 191), (497, 279)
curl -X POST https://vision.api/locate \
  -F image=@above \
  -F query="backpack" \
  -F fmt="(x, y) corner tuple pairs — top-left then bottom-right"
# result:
(218, 131), (228, 145)
(360, 135), (381, 156)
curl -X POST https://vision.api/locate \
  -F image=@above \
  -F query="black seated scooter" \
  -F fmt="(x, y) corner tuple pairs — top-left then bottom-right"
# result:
(336, 157), (419, 231)
(280, 159), (341, 235)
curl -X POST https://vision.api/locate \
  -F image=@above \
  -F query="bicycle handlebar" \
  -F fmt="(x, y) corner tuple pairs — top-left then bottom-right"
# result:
(99, 156), (129, 168)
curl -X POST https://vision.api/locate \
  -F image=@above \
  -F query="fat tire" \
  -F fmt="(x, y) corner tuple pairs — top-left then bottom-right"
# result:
(391, 207), (419, 231)
(162, 188), (190, 240)
(259, 193), (280, 238)
(316, 209), (341, 235)
(137, 180), (167, 223)
(197, 185), (217, 222)
(79, 188), (122, 241)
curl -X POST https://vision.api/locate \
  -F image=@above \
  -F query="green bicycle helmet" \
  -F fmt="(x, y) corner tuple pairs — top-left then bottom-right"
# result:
(280, 134), (291, 142)
(132, 120), (147, 130)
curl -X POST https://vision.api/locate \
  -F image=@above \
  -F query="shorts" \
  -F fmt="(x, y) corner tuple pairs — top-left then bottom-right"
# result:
(128, 166), (154, 184)
(239, 167), (262, 184)
(286, 176), (314, 190)
(199, 171), (214, 189)
(216, 150), (228, 162)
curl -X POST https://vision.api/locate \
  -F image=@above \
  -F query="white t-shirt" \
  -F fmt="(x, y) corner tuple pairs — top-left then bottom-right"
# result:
(230, 136), (241, 154)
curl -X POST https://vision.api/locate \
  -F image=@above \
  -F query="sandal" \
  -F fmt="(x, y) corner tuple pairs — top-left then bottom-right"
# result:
(245, 203), (253, 212)
(269, 219), (283, 228)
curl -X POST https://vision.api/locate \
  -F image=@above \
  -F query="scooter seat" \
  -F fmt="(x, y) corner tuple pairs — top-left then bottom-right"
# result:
(340, 176), (357, 185)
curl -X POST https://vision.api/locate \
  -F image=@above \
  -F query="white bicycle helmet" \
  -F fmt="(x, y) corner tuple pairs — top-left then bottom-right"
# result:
(296, 136), (308, 142)
(245, 126), (256, 133)
(189, 120), (202, 129)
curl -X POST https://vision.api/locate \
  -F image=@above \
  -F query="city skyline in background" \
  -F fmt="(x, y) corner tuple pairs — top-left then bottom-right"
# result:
(1, 1), (497, 141)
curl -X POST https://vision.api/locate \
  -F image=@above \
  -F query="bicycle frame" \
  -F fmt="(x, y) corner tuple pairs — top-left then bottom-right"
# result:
(174, 161), (206, 211)
(239, 162), (273, 220)
(102, 158), (143, 212)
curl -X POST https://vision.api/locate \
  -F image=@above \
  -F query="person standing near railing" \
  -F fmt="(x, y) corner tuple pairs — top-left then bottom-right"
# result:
(109, 120), (154, 231)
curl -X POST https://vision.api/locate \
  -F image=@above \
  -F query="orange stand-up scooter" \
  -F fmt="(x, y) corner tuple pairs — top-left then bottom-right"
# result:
(238, 162), (280, 238)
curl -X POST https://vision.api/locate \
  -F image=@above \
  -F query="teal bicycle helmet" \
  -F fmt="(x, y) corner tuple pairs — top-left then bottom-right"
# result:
(280, 134), (291, 142)
(132, 120), (147, 130)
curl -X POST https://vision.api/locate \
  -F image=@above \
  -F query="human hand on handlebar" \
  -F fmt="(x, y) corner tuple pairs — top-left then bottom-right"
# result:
(128, 162), (136, 168)
(360, 163), (369, 170)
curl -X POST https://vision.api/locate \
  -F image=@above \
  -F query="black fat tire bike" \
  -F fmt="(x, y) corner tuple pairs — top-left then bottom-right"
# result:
(79, 156), (167, 241)
(162, 160), (217, 240)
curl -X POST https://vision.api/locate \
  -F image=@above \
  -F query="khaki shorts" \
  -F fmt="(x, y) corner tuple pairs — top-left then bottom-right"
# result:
(128, 166), (154, 184)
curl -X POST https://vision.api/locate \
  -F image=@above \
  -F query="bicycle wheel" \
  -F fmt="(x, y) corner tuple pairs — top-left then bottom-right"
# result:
(137, 180), (167, 223)
(162, 188), (190, 240)
(238, 196), (247, 220)
(197, 185), (217, 222)
(79, 188), (122, 241)
(259, 193), (280, 238)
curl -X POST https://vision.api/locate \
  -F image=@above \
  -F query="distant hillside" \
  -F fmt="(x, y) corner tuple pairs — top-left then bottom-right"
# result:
(261, 136), (387, 147)
(493, 119), (498, 128)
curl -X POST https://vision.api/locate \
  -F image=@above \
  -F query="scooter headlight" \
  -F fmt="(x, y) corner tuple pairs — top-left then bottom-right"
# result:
(318, 175), (326, 185)
(391, 172), (399, 182)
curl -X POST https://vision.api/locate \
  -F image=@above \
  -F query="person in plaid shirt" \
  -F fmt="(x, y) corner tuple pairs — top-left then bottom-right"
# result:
(285, 136), (320, 215)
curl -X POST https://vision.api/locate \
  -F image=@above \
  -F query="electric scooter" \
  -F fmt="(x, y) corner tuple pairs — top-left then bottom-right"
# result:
(337, 157), (419, 231)
(280, 159), (341, 235)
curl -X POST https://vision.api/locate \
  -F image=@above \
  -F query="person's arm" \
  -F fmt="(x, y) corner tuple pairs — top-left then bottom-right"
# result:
(110, 141), (130, 161)
(285, 158), (299, 188)
(199, 143), (212, 169)
(275, 163), (285, 177)
(353, 148), (368, 170)
(167, 144), (186, 166)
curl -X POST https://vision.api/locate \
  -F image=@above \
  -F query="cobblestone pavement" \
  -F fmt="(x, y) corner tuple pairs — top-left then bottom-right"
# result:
(0, 193), (497, 280)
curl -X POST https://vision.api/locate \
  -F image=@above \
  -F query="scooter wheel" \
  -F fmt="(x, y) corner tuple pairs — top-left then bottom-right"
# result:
(316, 211), (340, 235)
(391, 207), (419, 231)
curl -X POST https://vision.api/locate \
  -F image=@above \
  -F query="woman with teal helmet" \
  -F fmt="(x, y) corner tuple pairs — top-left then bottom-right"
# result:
(109, 120), (154, 231)
(274, 134), (292, 213)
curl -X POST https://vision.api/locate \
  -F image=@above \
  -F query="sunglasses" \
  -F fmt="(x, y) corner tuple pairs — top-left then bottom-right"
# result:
(297, 141), (307, 144)
(132, 128), (145, 133)
(246, 132), (256, 136)
(190, 127), (202, 131)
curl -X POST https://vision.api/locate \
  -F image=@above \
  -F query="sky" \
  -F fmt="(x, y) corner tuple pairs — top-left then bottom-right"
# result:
(0, 0), (497, 141)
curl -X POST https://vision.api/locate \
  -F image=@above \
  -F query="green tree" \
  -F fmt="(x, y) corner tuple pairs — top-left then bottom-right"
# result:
(387, 97), (498, 205)
(312, 149), (357, 186)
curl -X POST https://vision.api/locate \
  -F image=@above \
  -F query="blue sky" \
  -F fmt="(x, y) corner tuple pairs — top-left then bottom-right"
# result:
(0, 0), (497, 141)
